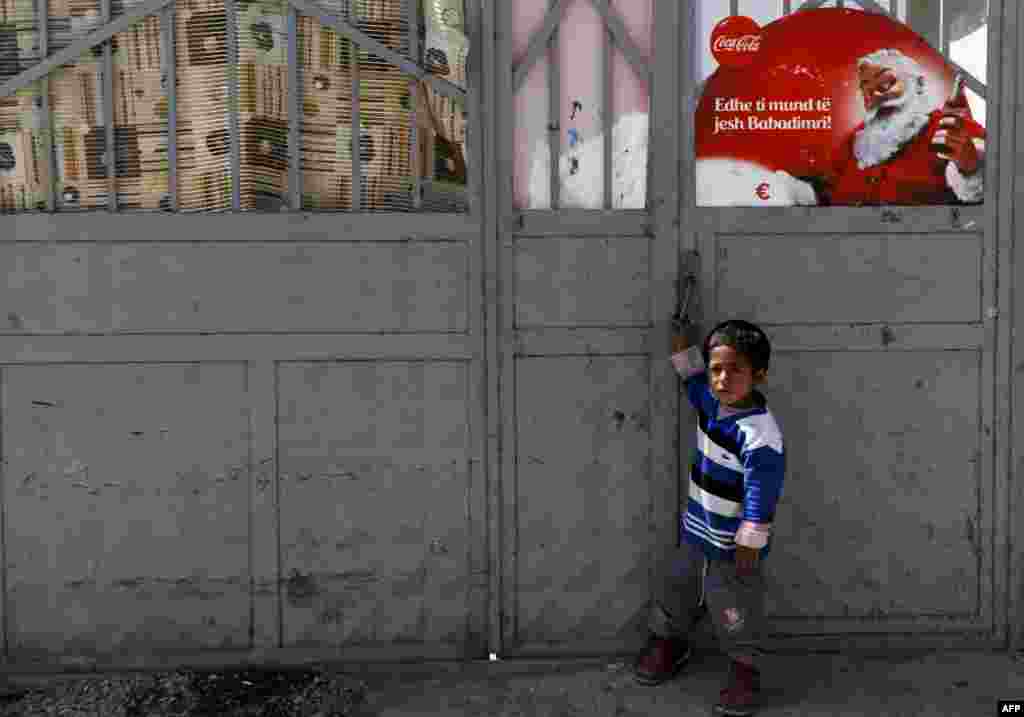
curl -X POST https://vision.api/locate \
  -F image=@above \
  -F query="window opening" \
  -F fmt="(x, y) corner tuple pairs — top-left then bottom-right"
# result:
(512, 0), (652, 211)
(0, 0), (470, 214)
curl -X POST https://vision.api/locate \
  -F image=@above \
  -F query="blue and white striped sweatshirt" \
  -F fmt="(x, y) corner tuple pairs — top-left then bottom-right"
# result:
(671, 345), (786, 561)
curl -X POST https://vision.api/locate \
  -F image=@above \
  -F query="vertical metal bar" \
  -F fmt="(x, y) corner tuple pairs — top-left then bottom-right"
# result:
(495, 0), (513, 658)
(837, 0), (844, 8)
(547, 0), (559, 208)
(226, 0), (241, 210)
(101, 0), (117, 211)
(409, 0), (421, 208)
(288, 8), (301, 211)
(475, 0), (499, 655)
(990, 0), (1016, 652)
(463, 0), (488, 657)
(350, 5), (361, 212)
(602, 13), (612, 208)
(890, 0), (899, 19)
(941, 0), (951, 57)
(163, 5), (177, 212)
(682, 0), (696, 213)
(650, 0), (682, 622)
(730, 0), (739, 17)
(464, 0), (478, 216)
(784, 0), (792, 16)
(977, 0), (1002, 646)
(0, 369), (8, 657)
(38, 0), (54, 212)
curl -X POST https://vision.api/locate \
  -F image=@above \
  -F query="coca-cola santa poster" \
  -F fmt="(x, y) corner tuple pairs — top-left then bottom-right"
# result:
(696, 8), (986, 207)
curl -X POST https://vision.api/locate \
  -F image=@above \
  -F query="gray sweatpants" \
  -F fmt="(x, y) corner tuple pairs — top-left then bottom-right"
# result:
(649, 539), (767, 668)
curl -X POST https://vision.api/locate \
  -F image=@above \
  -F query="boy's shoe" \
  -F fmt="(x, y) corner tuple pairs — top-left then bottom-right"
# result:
(633, 634), (692, 685)
(713, 660), (761, 716)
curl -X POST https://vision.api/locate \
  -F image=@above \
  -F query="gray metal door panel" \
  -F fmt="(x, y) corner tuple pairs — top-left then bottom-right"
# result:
(277, 360), (478, 648)
(4, 363), (252, 658)
(0, 0), (490, 666)
(496, 0), (679, 657)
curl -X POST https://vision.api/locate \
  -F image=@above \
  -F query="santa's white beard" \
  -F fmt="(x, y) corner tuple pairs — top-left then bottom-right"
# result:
(853, 83), (933, 169)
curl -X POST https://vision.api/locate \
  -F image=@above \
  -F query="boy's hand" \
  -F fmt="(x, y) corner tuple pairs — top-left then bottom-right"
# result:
(670, 313), (699, 354)
(735, 545), (759, 575)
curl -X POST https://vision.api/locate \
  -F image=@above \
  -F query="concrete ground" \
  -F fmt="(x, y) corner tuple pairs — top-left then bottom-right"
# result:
(347, 649), (1024, 717)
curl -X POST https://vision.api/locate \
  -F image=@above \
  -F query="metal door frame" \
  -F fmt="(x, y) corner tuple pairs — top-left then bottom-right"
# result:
(679, 0), (1018, 651)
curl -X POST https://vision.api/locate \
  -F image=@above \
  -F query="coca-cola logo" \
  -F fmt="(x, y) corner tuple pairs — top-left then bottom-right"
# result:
(711, 16), (762, 68)
(712, 35), (761, 52)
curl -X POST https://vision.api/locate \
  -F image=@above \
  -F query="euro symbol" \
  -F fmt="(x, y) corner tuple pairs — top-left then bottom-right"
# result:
(755, 182), (771, 200)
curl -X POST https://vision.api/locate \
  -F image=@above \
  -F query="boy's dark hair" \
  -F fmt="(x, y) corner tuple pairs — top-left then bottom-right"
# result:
(702, 319), (772, 375)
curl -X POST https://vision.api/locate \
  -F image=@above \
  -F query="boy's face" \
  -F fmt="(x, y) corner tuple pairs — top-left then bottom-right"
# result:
(708, 344), (766, 408)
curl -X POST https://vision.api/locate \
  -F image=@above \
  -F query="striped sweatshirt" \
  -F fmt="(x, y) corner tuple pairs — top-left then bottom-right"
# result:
(671, 345), (786, 561)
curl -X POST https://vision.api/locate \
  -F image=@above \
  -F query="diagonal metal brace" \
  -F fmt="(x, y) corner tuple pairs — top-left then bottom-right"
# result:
(287, 0), (466, 102)
(586, 0), (651, 85)
(2, 0), (465, 103)
(512, 0), (573, 93)
(0, 0), (175, 98)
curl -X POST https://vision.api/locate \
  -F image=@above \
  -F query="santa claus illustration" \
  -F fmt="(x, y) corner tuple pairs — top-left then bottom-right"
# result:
(696, 46), (986, 207)
(818, 48), (985, 205)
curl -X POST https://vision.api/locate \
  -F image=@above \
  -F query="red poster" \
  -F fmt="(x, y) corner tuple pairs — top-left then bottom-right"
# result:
(695, 8), (985, 206)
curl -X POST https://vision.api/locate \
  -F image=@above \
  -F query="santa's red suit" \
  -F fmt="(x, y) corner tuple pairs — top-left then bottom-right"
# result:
(825, 109), (985, 205)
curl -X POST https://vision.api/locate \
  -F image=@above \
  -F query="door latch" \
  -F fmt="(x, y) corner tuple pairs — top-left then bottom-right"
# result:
(672, 250), (699, 331)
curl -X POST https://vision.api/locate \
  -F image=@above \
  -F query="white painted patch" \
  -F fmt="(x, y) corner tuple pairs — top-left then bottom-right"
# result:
(526, 112), (649, 210)
(696, 158), (819, 207)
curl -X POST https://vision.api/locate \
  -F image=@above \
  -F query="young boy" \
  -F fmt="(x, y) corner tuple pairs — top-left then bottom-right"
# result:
(635, 319), (785, 717)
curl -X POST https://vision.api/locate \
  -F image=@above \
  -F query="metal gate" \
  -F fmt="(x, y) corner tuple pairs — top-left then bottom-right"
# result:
(1, 0), (490, 667)
(678, 0), (1015, 650)
(496, 0), (1017, 658)
(0, 0), (1018, 666)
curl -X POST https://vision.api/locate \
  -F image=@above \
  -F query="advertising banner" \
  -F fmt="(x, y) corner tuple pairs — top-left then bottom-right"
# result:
(695, 7), (986, 206)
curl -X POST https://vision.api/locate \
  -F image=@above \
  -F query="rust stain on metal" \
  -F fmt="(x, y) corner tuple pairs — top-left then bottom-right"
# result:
(321, 471), (358, 481)
(880, 326), (895, 347)
(285, 571), (319, 606)
(318, 608), (343, 625)
(114, 577), (144, 590)
(630, 411), (649, 431)
(964, 514), (981, 559)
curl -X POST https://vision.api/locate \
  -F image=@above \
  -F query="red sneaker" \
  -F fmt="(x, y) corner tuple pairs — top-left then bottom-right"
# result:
(633, 635), (692, 685)
(713, 660), (761, 716)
